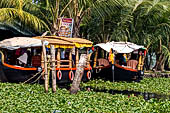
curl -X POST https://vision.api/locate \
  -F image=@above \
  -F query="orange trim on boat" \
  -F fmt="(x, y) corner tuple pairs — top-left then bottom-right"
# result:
(114, 64), (138, 72)
(3, 63), (37, 71)
(3, 62), (91, 71)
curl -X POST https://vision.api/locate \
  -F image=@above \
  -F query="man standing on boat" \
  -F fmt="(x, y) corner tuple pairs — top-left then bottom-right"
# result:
(108, 48), (115, 82)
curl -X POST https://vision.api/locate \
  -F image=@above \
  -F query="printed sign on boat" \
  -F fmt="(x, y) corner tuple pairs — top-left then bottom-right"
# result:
(58, 18), (74, 38)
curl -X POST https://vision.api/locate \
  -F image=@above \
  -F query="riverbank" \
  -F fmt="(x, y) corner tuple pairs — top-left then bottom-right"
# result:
(82, 78), (170, 95)
(144, 71), (170, 78)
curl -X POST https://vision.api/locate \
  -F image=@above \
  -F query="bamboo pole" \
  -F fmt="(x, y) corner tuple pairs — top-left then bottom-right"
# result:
(41, 50), (44, 69)
(42, 41), (48, 93)
(69, 49), (72, 68)
(75, 48), (79, 67)
(93, 48), (98, 68)
(86, 48), (90, 68)
(50, 45), (56, 93)
(57, 48), (61, 68)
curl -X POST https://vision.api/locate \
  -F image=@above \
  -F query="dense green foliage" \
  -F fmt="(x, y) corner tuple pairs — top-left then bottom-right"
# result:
(82, 78), (170, 95)
(1, 0), (170, 70)
(0, 81), (170, 112)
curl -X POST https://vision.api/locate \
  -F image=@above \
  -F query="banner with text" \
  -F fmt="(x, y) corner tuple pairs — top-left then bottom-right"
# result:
(58, 18), (74, 38)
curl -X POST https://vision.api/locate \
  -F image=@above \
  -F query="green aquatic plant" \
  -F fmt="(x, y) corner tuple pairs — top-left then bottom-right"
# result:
(82, 78), (170, 95)
(0, 82), (170, 112)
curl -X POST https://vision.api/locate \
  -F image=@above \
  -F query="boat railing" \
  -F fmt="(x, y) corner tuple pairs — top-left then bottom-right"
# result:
(0, 50), (4, 63)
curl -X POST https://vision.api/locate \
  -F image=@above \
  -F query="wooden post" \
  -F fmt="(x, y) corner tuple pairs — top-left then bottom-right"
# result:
(70, 54), (87, 94)
(69, 49), (72, 68)
(42, 41), (48, 93)
(50, 45), (56, 93)
(75, 48), (79, 67)
(86, 48), (90, 68)
(93, 48), (98, 68)
(41, 50), (44, 69)
(57, 48), (61, 68)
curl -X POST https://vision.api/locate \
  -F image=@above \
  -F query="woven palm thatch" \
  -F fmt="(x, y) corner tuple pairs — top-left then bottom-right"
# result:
(34, 36), (93, 48)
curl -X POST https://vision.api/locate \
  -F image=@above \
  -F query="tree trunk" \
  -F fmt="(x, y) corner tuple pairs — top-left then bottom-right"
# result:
(50, 45), (56, 93)
(154, 53), (165, 71)
(42, 41), (48, 93)
(70, 54), (87, 94)
(73, 16), (81, 37)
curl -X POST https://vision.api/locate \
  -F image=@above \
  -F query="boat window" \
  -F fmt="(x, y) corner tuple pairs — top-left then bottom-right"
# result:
(3, 48), (42, 67)
(31, 48), (42, 67)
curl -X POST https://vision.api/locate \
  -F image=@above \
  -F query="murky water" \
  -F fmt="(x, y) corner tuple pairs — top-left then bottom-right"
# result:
(57, 84), (170, 100)
(86, 87), (170, 100)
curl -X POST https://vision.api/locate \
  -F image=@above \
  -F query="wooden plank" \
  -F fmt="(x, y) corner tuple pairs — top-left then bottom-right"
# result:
(60, 65), (70, 68)
(75, 48), (79, 67)
(57, 48), (60, 68)
(93, 48), (98, 68)
(69, 49), (72, 68)
(60, 60), (69, 62)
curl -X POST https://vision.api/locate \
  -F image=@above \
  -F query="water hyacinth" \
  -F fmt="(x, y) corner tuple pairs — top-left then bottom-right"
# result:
(82, 78), (170, 95)
(0, 79), (169, 112)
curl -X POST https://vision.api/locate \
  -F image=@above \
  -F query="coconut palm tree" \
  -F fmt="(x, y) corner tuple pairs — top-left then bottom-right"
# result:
(82, 0), (170, 71)
(0, 0), (101, 37)
(0, 0), (50, 34)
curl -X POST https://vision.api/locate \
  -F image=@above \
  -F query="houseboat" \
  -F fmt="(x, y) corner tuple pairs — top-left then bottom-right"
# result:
(92, 41), (147, 82)
(0, 36), (93, 83)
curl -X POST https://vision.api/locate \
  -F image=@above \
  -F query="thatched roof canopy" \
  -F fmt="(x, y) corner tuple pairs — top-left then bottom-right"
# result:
(34, 36), (93, 48)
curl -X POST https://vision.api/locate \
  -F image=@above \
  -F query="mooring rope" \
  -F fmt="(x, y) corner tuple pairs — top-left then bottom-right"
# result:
(30, 71), (44, 84)
(23, 70), (43, 84)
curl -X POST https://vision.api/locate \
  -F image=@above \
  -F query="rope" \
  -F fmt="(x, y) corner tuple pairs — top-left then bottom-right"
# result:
(23, 70), (43, 84)
(30, 71), (44, 84)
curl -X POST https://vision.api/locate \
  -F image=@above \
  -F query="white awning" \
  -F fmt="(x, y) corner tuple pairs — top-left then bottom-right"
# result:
(96, 41), (144, 53)
(0, 37), (49, 50)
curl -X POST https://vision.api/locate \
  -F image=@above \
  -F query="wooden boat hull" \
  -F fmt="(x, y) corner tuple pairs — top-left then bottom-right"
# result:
(0, 63), (91, 83)
(92, 64), (144, 81)
(55, 70), (90, 84)
(0, 63), (41, 83)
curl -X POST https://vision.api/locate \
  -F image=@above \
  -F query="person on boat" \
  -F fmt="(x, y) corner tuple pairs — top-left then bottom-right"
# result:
(60, 48), (65, 60)
(17, 49), (28, 66)
(108, 49), (114, 64)
(26, 49), (31, 66)
(118, 53), (127, 66)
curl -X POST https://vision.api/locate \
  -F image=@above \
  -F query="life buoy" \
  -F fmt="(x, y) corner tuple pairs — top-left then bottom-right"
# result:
(69, 71), (74, 81)
(57, 70), (62, 80)
(87, 71), (91, 80)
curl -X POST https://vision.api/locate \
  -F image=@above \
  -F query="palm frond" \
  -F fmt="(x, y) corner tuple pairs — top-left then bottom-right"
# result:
(162, 45), (170, 67)
(0, 8), (49, 33)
